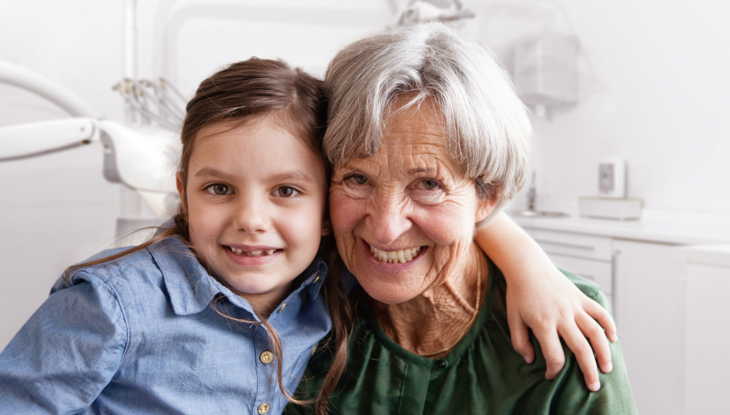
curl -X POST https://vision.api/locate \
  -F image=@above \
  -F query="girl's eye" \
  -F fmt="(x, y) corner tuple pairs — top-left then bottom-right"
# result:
(347, 174), (369, 185)
(206, 184), (232, 196)
(275, 186), (300, 198)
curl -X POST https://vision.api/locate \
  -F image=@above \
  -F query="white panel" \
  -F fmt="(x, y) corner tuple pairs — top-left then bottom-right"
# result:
(685, 263), (730, 415)
(613, 240), (684, 415)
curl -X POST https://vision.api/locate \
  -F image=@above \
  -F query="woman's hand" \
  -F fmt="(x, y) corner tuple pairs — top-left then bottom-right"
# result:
(474, 212), (617, 391)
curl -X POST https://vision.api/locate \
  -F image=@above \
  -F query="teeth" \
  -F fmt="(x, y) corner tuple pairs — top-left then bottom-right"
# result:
(228, 247), (278, 257)
(369, 245), (422, 264)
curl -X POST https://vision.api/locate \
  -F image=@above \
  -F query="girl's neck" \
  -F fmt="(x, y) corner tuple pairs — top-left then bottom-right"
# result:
(237, 283), (292, 319)
(371, 246), (487, 358)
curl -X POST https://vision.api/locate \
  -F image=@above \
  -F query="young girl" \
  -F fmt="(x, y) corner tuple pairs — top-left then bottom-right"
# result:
(0, 58), (614, 415)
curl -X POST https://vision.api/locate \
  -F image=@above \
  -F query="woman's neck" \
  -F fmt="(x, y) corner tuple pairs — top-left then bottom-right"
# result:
(371, 245), (488, 358)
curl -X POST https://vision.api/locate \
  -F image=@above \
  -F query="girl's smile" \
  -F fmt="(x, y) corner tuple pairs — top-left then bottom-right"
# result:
(223, 244), (282, 266)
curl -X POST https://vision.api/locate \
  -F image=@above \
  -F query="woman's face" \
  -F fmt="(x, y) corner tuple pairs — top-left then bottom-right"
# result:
(329, 98), (494, 305)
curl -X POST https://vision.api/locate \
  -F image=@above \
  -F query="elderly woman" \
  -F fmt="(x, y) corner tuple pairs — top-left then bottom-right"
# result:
(288, 24), (636, 414)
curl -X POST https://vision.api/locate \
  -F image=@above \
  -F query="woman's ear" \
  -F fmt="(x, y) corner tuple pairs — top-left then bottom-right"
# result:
(321, 219), (332, 236)
(176, 172), (187, 212)
(475, 196), (497, 223)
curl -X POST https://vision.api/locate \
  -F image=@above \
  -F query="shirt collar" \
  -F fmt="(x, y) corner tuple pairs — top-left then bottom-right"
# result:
(147, 230), (328, 318)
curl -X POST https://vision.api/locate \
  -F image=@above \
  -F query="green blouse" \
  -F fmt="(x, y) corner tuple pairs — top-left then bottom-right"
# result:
(286, 259), (637, 415)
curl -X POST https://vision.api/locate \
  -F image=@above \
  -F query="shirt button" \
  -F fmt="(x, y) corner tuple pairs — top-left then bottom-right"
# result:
(260, 351), (274, 364)
(258, 403), (270, 414)
(313, 274), (320, 283)
(438, 359), (447, 368)
(278, 302), (287, 312)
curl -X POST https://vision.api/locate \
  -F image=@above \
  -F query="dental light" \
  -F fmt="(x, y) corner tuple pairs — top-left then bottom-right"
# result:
(0, 60), (180, 218)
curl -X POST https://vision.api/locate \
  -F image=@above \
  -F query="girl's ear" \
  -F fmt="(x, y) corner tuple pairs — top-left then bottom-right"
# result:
(176, 172), (187, 212)
(475, 196), (497, 223)
(321, 219), (332, 236)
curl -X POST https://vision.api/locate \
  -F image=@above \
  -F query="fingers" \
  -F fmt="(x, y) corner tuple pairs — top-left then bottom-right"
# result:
(532, 327), (566, 380)
(559, 323), (601, 391)
(584, 298), (618, 342)
(507, 312), (535, 364)
(576, 312), (613, 375)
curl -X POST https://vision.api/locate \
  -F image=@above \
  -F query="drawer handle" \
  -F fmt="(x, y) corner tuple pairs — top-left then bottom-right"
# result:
(535, 239), (595, 251)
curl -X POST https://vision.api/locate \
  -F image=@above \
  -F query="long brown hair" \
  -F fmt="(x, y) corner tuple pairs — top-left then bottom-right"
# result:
(65, 58), (350, 414)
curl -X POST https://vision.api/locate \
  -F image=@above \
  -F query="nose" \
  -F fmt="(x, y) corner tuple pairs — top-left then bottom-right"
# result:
(365, 195), (412, 246)
(233, 192), (270, 234)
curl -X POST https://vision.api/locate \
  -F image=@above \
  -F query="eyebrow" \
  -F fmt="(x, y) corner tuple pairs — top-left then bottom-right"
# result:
(408, 167), (436, 175)
(194, 167), (315, 183)
(268, 171), (316, 183)
(194, 167), (232, 179)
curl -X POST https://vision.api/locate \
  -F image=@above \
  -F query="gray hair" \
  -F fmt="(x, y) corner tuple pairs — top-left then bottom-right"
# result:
(324, 23), (531, 221)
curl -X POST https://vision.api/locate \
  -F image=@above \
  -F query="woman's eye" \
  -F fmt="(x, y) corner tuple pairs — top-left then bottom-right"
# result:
(275, 186), (300, 198)
(417, 179), (442, 191)
(348, 174), (369, 185)
(421, 179), (439, 190)
(206, 184), (232, 196)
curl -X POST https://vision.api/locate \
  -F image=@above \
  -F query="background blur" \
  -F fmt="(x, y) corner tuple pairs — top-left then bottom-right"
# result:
(2, 1), (730, 414)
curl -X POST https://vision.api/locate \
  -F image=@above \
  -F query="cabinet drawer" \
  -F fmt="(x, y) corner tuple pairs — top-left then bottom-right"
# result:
(524, 228), (613, 261)
(548, 253), (613, 295)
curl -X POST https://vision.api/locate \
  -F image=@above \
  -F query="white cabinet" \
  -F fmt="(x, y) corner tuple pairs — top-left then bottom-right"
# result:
(680, 246), (730, 415)
(613, 240), (685, 415)
(526, 228), (614, 261)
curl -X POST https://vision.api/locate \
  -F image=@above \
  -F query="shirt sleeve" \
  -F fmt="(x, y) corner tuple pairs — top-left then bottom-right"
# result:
(0, 271), (128, 414)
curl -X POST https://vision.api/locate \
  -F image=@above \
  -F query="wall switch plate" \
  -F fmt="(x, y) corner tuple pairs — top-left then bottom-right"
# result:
(599, 158), (626, 198)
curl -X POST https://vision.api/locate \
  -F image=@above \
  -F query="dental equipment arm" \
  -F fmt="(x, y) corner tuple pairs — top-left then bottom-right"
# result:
(0, 118), (96, 161)
(0, 119), (178, 194)
(0, 61), (100, 118)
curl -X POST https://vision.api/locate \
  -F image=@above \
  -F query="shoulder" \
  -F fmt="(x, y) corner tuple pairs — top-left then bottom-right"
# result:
(54, 245), (163, 294)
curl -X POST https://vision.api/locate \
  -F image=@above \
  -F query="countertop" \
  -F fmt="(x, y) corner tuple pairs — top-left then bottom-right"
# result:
(509, 210), (730, 246)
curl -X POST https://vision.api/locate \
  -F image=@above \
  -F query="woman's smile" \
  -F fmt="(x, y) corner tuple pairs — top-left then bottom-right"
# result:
(368, 243), (424, 264)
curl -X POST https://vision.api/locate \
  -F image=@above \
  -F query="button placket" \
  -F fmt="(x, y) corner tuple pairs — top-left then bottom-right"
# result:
(254, 329), (275, 415)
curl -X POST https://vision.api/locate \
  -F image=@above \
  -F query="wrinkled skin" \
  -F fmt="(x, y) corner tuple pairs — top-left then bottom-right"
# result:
(329, 97), (493, 355)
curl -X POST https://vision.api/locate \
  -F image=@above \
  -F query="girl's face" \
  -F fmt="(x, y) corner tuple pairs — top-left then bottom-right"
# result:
(177, 116), (329, 311)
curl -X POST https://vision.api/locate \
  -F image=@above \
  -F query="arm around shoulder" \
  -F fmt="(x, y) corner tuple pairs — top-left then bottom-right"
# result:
(475, 211), (617, 389)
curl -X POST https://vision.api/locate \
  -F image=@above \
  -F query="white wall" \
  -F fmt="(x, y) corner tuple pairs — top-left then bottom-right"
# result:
(462, 0), (730, 215)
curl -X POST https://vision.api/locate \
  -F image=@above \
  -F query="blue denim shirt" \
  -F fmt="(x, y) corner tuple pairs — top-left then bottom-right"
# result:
(0, 235), (331, 415)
